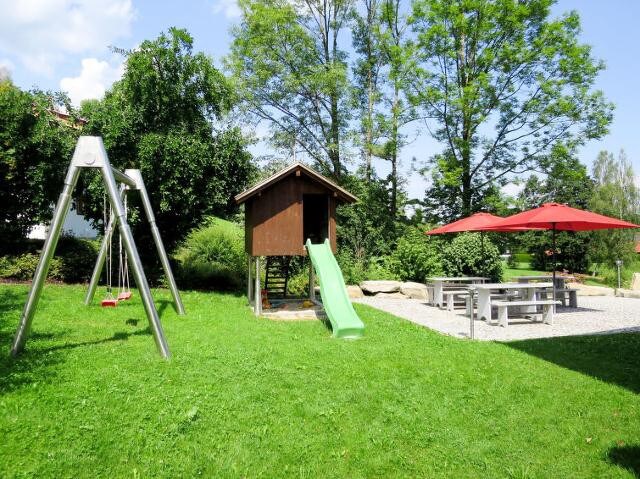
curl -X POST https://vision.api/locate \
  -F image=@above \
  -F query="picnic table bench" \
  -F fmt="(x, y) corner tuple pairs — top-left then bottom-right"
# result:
(493, 299), (561, 327)
(473, 282), (554, 323)
(442, 289), (471, 311)
(554, 288), (578, 308)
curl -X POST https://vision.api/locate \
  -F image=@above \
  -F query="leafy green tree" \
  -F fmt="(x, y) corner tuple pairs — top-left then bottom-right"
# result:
(351, 0), (415, 221)
(0, 80), (79, 250)
(375, 0), (416, 221)
(588, 150), (640, 266)
(514, 150), (593, 272)
(228, 0), (352, 178)
(351, 0), (382, 181)
(80, 28), (253, 250)
(410, 0), (613, 216)
(336, 170), (399, 261)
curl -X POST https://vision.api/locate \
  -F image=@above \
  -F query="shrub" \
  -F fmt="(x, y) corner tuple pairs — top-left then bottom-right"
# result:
(441, 233), (502, 282)
(598, 259), (639, 289)
(387, 227), (443, 283)
(286, 269), (309, 297)
(336, 251), (399, 285)
(335, 251), (369, 285)
(0, 238), (99, 284)
(174, 217), (246, 290)
(0, 253), (63, 281)
(56, 237), (100, 283)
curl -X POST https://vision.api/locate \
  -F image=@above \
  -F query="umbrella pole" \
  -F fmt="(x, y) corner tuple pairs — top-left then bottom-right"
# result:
(552, 224), (557, 312)
(481, 232), (485, 276)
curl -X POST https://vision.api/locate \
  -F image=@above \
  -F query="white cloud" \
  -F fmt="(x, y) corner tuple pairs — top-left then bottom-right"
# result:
(0, 0), (135, 75)
(211, 0), (241, 18)
(60, 58), (123, 106)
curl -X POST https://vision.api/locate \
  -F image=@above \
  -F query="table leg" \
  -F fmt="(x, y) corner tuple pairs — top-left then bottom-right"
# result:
(522, 288), (537, 315)
(477, 290), (491, 322)
(434, 282), (443, 308)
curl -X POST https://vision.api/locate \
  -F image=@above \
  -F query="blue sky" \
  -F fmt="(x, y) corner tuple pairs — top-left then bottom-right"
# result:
(0, 0), (637, 200)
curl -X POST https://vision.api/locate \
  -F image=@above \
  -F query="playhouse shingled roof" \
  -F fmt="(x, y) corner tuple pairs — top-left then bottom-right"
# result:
(234, 162), (358, 204)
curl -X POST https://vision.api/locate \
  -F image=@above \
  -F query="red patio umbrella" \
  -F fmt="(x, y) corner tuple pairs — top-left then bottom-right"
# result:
(483, 202), (640, 232)
(481, 203), (640, 305)
(426, 212), (533, 275)
(425, 212), (533, 234)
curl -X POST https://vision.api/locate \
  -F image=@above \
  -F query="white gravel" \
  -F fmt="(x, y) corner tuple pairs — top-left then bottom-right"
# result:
(353, 295), (640, 341)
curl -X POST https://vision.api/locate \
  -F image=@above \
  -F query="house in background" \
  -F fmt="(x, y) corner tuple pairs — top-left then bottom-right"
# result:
(28, 207), (98, 240)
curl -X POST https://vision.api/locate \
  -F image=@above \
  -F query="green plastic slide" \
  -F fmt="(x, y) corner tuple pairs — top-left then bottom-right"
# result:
(305, 239), (364, 339)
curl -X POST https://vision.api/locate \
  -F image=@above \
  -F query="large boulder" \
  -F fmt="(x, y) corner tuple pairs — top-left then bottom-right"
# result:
(567, 282), (614, 296)
(360, 280), (402, 295)
(400, 282), (429, 300)
(617, 289), (640, 299)
(631, 272), (640, 291)
(374, 292), (408, 299)
(346, 285), (364, 299)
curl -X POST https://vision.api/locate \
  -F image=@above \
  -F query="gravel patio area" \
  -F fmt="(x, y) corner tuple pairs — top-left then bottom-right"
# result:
(353, 295), (640, 341)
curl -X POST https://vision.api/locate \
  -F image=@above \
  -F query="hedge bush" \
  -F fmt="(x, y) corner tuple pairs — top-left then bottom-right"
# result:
(0, 254), (62, 281)
(336, 251), (399, 285)
(174, 217), (246, 290)
(387, 227), (443, 283)
(56, 237), (101, 283)
(441, 233), (502, 282)
(0, 238), (99, 283)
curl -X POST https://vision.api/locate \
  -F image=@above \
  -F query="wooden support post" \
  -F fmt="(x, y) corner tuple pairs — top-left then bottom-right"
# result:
(309, 258), (315, 301)
(254, 256), (261, 316)
(247, 256), (253, 306)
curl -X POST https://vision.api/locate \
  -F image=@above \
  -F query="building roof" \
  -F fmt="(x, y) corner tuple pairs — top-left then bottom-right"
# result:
(235, 162), (358, 205)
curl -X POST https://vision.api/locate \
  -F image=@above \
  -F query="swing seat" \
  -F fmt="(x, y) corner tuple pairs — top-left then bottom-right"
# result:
(117, 292), (132, 300)
(101, 298), (118, 307)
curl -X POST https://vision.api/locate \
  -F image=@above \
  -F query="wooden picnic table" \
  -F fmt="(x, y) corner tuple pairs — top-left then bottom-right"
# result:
(427, 277), (489, 307)
(472, 282), (554, 322)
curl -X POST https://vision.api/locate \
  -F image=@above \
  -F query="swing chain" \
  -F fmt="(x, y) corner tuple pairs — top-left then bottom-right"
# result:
(118, 195), (131, 297)
(103, 193), (115, 300)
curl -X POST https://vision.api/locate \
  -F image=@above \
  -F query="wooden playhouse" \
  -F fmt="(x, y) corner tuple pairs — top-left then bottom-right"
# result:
(235, 162), (358, 315)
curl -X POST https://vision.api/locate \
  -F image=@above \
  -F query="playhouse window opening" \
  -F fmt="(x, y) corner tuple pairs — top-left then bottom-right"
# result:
(303, 194), (329, 244)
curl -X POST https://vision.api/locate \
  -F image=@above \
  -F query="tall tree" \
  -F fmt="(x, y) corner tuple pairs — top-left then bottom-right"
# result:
(351, 0), (382, 181)
(588, 150), (640, 265)
(0, 80), (79, 250)
(351, 0), (414, 220)
(375, 0), (415, 220)
(410, 0), (613, 216)
(228, 0), (352, 178)
(81, 28), (253, 250)
(514, 149), (593, 272)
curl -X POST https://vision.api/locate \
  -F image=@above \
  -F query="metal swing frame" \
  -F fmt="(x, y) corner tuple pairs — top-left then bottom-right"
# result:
(10, 136), (184, 359)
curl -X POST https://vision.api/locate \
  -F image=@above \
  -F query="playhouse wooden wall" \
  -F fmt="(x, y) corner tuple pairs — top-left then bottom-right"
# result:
(245, 175), (337, 256)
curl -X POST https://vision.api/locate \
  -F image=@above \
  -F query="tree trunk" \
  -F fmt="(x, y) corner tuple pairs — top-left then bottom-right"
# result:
(390, 84), (399, 219)
(327, 2), (341, 179)
(366, 67), (373, 182)
(457, 29), (472, 216)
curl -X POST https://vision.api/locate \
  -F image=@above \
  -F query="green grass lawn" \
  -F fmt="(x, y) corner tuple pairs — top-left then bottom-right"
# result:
(503, 266), (548, 280)
(0, 284), (638, 478)
(504, 264), (612, 288)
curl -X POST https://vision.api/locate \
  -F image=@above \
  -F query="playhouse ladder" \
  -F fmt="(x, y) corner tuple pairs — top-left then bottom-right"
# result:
(264, 256), (291, 299)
